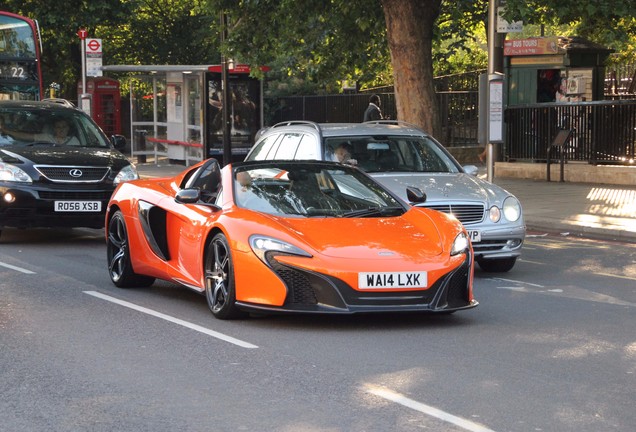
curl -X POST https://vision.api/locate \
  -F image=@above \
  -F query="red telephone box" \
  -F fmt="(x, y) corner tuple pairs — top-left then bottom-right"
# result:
(77, 77), (121, 135)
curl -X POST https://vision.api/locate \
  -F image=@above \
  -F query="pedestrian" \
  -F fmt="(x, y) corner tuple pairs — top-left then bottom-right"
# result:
(363, 94), (383, 122)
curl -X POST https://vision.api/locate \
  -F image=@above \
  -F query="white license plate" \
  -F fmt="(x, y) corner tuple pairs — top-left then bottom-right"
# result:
(54, 201), (102, 212)
(359, 272), (427, 289)
(467, 230), (481, 242)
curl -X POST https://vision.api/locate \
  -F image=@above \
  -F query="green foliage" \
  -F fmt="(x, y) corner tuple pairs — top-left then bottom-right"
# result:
(204, 0), (391, 94)
(3, 0), (636, 101)
(3, 0), (218, 99)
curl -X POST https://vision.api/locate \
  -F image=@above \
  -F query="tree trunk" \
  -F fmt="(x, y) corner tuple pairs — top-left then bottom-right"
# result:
(381, 0), (442, 140)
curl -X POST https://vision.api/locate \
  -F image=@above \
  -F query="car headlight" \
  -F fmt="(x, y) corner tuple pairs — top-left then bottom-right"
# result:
(451, 232), (470, 256)
(503, 196), (522, 222)
(249, 235), (312, 264)
(0, 162), (32, 183)
(488, 205), (501, 223)
(114, 164), (139, 185)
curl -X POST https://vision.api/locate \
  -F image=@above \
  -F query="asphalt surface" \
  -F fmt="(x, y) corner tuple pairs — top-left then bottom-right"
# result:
(135, 162), (636, 244)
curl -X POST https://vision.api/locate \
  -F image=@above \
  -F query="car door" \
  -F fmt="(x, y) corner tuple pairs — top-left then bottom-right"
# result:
(160, 160), (222, 289)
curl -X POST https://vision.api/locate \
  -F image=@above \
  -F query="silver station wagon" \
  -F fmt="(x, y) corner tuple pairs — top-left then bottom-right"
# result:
(245, 120), (525, 272)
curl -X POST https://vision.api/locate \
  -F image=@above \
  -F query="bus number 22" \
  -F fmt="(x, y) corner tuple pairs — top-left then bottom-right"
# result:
(11, 66), (25, 78)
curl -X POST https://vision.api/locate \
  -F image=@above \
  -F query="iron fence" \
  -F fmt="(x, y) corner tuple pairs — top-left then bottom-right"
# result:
(264, 91), (478, 147)
(505, 100), (636, 165)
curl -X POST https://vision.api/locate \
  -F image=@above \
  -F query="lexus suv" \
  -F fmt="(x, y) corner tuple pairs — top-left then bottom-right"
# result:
(0, 100), (138, 238)
(245, 120), (525, 272)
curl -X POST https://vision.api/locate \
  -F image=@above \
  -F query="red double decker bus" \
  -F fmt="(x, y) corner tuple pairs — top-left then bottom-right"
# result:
(0, 11), (43, 100)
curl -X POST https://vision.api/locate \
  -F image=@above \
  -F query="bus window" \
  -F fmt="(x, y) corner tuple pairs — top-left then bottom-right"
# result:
(0, 12), (43, 101)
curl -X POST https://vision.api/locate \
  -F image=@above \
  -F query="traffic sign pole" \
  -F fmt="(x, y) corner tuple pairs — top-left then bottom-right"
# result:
(77, 28), (87, 94)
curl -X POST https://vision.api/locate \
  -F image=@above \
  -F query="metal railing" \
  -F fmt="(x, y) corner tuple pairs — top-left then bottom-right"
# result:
(505, 100), (636, 165)
(263, 92), (636, 164)
(264, 92), (478, 147)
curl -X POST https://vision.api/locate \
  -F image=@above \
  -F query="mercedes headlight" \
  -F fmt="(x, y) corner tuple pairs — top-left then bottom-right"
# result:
(114, 164), (139, 185)
(503, 197), (521, 222)
(0, 162), (32, 183)
(488, 205), (501, 223)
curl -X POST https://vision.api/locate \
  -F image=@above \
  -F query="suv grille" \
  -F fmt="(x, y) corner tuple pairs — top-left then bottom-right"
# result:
(35, 166), (109, 183)
(422, 204), (484, 224)
(38, 191), (114, 200)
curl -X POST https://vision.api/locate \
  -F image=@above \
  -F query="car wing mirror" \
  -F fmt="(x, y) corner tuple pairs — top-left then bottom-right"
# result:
(175, 188), (221, 209)
(111, 134), (127, 150)
(406, 186), (426, 203)
(463, 164), (479, 176)
(175, 188), (201, 204)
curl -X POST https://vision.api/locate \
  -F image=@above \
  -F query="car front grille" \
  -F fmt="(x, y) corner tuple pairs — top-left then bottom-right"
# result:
(472, 239), (511, 253)
(38, 190), (114, 200)
(35, 165), (110, 183)
(269, 260), (318, 305)
(421, 203), (484, 224)
(445, 260), (470, 308)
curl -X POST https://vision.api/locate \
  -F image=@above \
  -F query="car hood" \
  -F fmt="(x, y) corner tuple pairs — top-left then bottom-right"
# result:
(1, 145), (129, 167)
(271, 209), (444, 259)
(370, 172), (508, 205)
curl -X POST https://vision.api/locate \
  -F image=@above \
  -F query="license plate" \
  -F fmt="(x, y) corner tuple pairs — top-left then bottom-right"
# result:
(358, 272), (427, 289)
(467, 230), (481, 242)
(54, 201), (102, 212)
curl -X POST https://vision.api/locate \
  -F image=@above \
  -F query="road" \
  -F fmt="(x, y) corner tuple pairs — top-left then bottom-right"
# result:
(1, 227), (635, 432)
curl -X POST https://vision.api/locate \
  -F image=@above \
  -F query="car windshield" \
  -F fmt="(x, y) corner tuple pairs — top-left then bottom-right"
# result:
(233, 162), (406, 218)
(0, 106), (110, 148)
(324, 135), (460, 173)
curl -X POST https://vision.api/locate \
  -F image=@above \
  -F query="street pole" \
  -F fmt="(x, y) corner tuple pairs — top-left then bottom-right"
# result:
(81, 37), (86, 95)
(220, 12), (232, 167)
(487, 0), (506, 182)
(486, 0), (497, 182)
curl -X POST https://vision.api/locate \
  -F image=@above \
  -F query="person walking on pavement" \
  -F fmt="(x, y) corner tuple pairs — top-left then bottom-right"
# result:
(363, 94), (383, 122)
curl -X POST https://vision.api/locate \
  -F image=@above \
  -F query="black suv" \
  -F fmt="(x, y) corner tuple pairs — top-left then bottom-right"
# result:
(0, 100), (138, 238)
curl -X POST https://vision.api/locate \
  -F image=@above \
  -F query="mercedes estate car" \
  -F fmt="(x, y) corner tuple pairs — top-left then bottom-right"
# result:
(245, 120), (525, 272)
(0, 100), (138, 238)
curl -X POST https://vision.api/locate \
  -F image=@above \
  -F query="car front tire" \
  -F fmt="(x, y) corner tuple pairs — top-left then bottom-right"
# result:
(107, 210), (155, 287)
(204, 233), (245, 319)
(476, 257), (517, 273)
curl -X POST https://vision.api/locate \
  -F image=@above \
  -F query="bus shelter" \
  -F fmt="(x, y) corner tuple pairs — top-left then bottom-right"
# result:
(101, 64), (266, 166)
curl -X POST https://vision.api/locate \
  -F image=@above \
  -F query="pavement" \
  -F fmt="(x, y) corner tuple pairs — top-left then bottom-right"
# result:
(135, 162), (636, 244)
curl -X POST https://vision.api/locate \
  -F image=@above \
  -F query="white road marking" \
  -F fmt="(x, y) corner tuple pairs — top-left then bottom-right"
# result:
(595, 272), (636, 282)
(83, 291), (258, 349)
(0, 261), (35, 274)
(517, 258), (543, 265)
(491, 277), (544, 288)
(496, 286), (636, 307)
(366, 386), (497, 432)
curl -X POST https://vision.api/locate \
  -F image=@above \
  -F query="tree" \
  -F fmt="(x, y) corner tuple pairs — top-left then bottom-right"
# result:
(502, 1), (636, 64)
(5, 0), (636, 139)
(381, 0), (442, 136)
(2, 0), (138, 98)
(207, 0), (445, 134)
(3, 0), (218, 100)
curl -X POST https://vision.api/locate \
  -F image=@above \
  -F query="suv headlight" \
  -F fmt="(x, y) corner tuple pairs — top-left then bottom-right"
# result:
(451, 232), (469, 256)
(0, 162), (32, 183)
(503, 197), (521, 222)
(114, 164), (139, 185)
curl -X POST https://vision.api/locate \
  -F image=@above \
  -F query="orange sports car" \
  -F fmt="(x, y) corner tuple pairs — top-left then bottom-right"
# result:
(105, 159), (477, 319)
